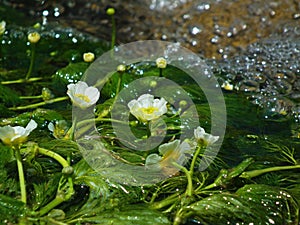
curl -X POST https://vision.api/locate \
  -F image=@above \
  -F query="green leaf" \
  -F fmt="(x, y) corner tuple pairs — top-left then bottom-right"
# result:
(182, 184), (298, 224)
(54, 62), (88, 83)
(67, 204), (171, 225)
(0, 194), (25, 224)
(39, 139), (80, 160)
(0, 84), (21, 106)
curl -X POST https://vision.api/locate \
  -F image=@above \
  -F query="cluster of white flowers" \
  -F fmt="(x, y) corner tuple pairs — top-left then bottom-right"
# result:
(126, 92), (219, 169)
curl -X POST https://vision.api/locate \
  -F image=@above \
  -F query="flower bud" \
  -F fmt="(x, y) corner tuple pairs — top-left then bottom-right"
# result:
(221, 81), (234, 91)
(179, 100), (188, 108)
(28, 32), (41, 44)
(117, 64), (126, 73)
(156, 57), (167, 69)
(0, 21), (6, 35)
(42, 87), (53, 101)
(62, 166), (74, 175)
(149, 80), (157, 88)
(83, 52), (95, 62)
(106, 7), (115, 16)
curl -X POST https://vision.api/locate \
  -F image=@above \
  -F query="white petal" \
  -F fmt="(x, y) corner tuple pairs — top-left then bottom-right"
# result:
(128, 99), (137, 110)
(138, 94), (154, 108)
(48, 122), (55, 132)
(85, 87), (100, 104)
(67, 83), (76, 94)
(194, 126), (205, 139)
(25, 120), (38, 134)
(194, 126), (219, 145)
(178, 141), (192, 154)
(159, 139), (180, 155)
(145, 154), (162, 165)
(0, 126), (15, 141)
(75, 81), (89, 94)
(13, 126), (26, 136)
(67, 83), (76, 100)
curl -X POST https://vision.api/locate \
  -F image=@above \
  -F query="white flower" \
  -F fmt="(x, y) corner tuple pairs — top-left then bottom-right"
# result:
(146, 140), (192, 167)
(194, 126), (219, 146)
(156, 57), (167, 69)
(0, 120), (37, 147)
(67, 81), (100, 109)
(128, 94), (167, 122)
(0, 21), (6, 35)
(48, 120), (69, 139)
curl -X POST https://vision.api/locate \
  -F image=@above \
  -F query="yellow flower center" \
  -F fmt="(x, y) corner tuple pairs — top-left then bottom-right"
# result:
(75, 94), (91, 103)
(140, 107), (158, 114)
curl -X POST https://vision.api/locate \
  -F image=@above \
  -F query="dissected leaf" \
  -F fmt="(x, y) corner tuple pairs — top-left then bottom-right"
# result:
(0, 194), (25, 224)
(66, 204), (171, 225)
(182, 184), (298, 225)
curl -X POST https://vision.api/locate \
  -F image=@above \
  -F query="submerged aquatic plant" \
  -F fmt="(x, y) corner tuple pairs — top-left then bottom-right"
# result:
(0, 6), (299, 225)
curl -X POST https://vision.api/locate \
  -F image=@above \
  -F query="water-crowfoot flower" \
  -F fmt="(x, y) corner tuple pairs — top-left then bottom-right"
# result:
(48, 120), (69, 139)
(67, 81), (100, 109)
(0, 21), (6, 35)
(146, 139), (192, 169)
(194, 126), (219, 146)
(128, 94), (168, 122)
(0, 119), (37, 147)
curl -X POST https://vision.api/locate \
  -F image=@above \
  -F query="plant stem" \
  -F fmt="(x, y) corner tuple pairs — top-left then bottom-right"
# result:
(1, 77), (43, 85)
(37, 147), (74, 216)
(15, 147), (27, 204)
(9, 96), (69, 111)
(159, 68), (163, 77)
(25, 43), (36, 80)
(38, 194), (65, 216)
(37, 147), (69, 168)
(189, 146), (202, 178)
(115, 73), (122, 97)
(19, 95), (43, 100)
(110, 14), (116, 50)
(151, 192), (180, 210)
(39, 176), (74, 217)
(240, 164), (300, 179)
(172, 162), (193, 197)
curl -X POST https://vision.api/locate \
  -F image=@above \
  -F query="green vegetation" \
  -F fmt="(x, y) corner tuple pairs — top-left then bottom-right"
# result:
(0, 5), (299, 225)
